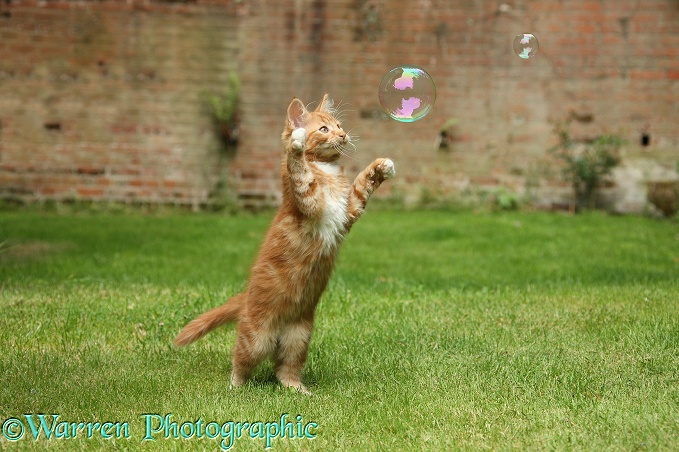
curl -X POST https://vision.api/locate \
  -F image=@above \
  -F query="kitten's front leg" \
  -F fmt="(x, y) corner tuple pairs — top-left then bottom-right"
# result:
(287, 128), (321, 217)
(290, 127), (307, 153)
(346, 158), (395, 227)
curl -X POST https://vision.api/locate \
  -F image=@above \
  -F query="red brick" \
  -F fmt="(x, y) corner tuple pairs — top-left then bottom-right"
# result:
(77, 166), (105, 175)
(76, 187), (104, 198)
(630, 70), (666, 80)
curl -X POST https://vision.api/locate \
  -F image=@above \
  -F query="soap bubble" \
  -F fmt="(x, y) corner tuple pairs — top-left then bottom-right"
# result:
(513, 33), (539, 59)
(378, 65), (436, 122)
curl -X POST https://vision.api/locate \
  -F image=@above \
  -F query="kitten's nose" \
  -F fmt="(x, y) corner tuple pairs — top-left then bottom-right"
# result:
(339, 132), (346, 140)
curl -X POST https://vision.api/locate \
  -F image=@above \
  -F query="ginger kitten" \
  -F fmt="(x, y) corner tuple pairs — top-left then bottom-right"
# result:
(174, 94), (395, 394)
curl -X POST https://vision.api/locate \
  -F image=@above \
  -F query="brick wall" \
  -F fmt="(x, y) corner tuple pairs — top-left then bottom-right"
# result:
(1, 0), (678, 211)
(0, 0), (242, 208)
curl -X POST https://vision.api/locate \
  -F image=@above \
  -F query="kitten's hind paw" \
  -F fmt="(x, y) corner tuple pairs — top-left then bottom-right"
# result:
(284, 383), (312, 396)
(291, 127), (307, 152)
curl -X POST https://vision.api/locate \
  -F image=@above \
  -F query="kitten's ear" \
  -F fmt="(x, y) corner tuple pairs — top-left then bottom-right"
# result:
(315, 93), (334, 113)
(287, 98), (309, 129)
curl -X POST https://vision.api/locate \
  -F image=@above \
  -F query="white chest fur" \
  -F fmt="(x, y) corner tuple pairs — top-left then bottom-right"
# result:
(314, 162), (341, 177)
(312, 162), (348, 254)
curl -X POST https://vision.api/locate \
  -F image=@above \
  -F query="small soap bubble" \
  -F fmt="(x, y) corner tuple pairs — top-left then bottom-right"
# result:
(378, 65), (436, 122)
(513, 33), (539, 59)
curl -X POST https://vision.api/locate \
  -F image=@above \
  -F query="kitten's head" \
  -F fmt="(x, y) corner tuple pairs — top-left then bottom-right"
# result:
(284, 94), (351, 162)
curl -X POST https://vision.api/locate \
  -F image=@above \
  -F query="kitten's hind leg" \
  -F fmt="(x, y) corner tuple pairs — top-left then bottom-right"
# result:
(274, 322), (313, 395)
(230, 321), (276, 388)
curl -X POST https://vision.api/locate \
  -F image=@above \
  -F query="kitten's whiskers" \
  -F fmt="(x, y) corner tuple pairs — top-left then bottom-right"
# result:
(333, 140), (356, 161)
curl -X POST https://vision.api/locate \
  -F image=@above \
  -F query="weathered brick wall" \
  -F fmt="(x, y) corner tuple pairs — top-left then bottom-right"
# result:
(0, 0), (241, 208)
(1, 0), (678, 211)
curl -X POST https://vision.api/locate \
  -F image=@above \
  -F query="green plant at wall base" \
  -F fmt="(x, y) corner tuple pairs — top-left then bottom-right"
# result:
(203, 72), (241, 148)
(494, 188), (520, 211)
(549, 122), (624, 210)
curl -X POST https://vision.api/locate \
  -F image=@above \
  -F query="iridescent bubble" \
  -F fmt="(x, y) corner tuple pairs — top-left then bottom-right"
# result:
(513, 33), (539, 59)
(378, 65), (436, 122)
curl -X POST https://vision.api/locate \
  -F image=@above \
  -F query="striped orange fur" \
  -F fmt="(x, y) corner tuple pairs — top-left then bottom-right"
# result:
(174, 94), (395, 394)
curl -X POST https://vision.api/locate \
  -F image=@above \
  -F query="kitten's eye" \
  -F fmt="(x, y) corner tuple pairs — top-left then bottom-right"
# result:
(319, 126), (329, 133)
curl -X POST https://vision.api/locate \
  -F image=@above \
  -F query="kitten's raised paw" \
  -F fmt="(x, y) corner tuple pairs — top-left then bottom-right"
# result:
(377, 158), (396, 180)
(291, 127), (307, 151)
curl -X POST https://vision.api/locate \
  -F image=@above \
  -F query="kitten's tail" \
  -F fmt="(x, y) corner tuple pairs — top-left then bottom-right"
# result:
(173, 293), (245, 347)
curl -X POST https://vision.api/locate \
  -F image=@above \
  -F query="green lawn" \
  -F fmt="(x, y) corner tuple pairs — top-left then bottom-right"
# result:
(1, 209), (677, 450)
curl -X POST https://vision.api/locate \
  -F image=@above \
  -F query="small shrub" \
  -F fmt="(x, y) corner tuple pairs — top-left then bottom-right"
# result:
(549, 120), (624, 210)
(647, 181), (678, 217)
(493, 188), (520, 211)
(203, 71), (241, 150)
